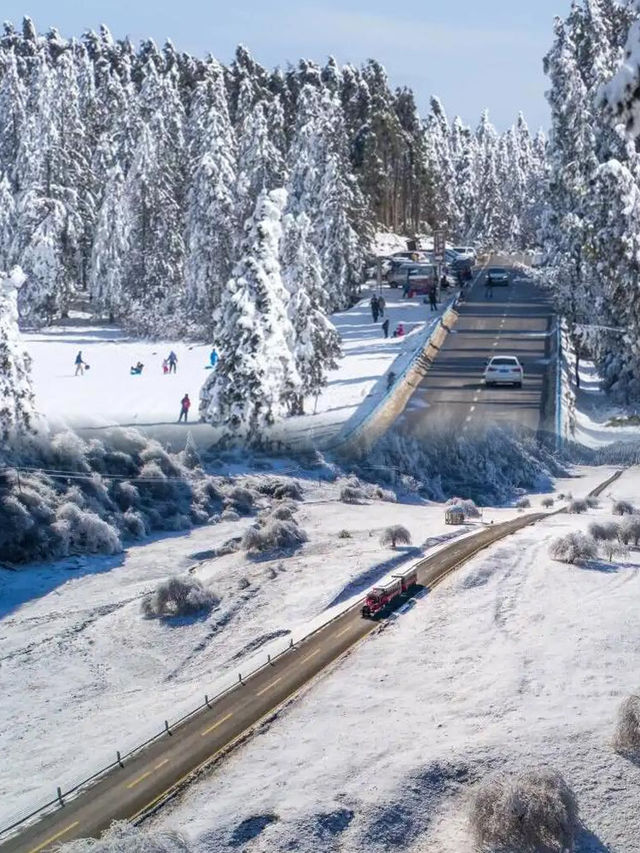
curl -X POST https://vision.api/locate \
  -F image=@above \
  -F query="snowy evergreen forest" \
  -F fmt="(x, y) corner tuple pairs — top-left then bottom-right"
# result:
(0, 18), (549, 436)
(543, 0), (640, 403)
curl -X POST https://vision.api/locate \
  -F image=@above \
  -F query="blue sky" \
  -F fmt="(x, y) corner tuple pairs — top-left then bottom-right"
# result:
(4, 0), (571, 130)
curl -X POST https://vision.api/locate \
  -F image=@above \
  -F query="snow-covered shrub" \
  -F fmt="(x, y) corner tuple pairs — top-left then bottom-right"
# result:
(340, 485), (367, 504)
(613, 695), (640, 758)
(59, 821), (192, 853)
(220, 508), (240, 522)
(141, 576), (219, 619)
(380, 525), (412, 549)
(542, 497), (555, 508)
(224, 486), (255, 514)
(53, 503), (121, 555)
(48, 431), (91, 472)
(181, 433), (201, 470)
(589, 521), (620, 541)
(613, 499), (636, 516)
(446, 497), (481, 518)
(470, 769), (579, 853)
(516, 497), (531, 509)
(549, 532), (597, 564)
(122, 510), (147, 539)
(370, 486), (397, 502)
(273, 482), (303, 501)
(338, 529), (352, 539)
(585, 496), (599, 508)
(568, 499), (588, 514)
(601, 540), (629, 563)
(241, 520), (308, 554)
(269, 504), (295, 521)
(112, 481), (140, 512)
(620, 515), (640, 547)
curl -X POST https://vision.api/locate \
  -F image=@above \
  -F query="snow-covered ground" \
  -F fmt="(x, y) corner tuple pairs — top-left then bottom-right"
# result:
(0, 463), (609, 831)
(21, 284), (449, 451)
(147, 467), (640, 853)
(560, 333), (640, 449)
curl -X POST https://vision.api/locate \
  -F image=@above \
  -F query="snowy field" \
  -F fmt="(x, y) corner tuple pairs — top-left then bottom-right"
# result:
(144, 467), (640, 853)
(571, 358), (640, 449)
(0, 463), (607, 831)
(21, 284), (449, 451)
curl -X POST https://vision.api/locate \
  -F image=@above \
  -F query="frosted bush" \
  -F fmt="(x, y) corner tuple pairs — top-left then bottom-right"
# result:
(269, 505), (295, 521)
(273, 481), (303, 501)
(140, 443), (182, 478)
(620, 515), (640, 546)
(516, 497), (531, 509)
(340, 485), (367, 504)
(601, 540), (629, 563)
(141, 576), (219, 619)
(613, 499), (636, 516)
(220, 508), (240, 522)
(49, 431), (90, 472)
(613, 695), (640, 758)
(224, 486), (255, 514)
(568, 499), (588, 514)
(113, 481), (140, 511)
(338, 529), (352, 539)
(53, 503), (121, 555)
(470, 768), (579, 852)
(542, 497), (555, 508)
(585, 496), (599, 508)
(368, 485), (397, 502)
(241, 520), (308, 553)
(102, 427), (149, 457)
(380, 525), (412, 548)
(549, 532), (597, 564)
(588, 521), (620, 541)
(60, 821), (192, 853)
(122, 510), (147, 539)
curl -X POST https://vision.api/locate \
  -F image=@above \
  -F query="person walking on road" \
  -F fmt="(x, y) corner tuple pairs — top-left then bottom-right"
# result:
(370, 294), (380, 323)
(377, 294), (386, 317)
(74, 351), (85, 376)
(484, 273), (494, 299)
(428, 285), (438, 312)
(178, 393), (191, 423)
(381, 318), (390, 339)
(168, 350), (178, 373)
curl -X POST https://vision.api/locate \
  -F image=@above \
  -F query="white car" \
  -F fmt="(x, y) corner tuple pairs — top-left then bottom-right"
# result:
(452, 246), (477, 263)
(483, 355), (524, 387)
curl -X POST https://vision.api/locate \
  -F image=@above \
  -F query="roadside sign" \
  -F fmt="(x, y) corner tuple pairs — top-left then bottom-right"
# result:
(434, 230), (446, 262)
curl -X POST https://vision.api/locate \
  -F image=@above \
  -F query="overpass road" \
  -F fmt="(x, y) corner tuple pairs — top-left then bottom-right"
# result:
(398, 260), (556, 438)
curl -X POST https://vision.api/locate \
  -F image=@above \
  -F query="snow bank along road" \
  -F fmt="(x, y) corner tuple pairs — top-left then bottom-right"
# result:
(0, 470), (621, 853)
(399, 259), (555, 437)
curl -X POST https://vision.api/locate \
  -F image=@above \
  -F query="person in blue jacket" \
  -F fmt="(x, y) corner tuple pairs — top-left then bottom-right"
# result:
(210, 348), (218, 368)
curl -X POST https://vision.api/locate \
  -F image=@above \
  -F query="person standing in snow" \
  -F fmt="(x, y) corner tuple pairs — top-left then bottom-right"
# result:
(377, 294), (386, 317)
(370, 294), (380, 323)
(428, 285), (438, 312)
(178, 393), (191, 423)
(168, 350), (178, 373)
(74, 351), (85, 376)
(209, 348), (218, 368)
(382, 318), (390, 339)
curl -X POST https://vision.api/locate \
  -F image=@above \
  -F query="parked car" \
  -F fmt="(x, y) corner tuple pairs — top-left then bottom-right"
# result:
(483, 355), (524, 387)
(445, 248), (473, 273)
(388, 263), (437, 295)
(452, 246), (477, 263)
(486, 267), (510, 286)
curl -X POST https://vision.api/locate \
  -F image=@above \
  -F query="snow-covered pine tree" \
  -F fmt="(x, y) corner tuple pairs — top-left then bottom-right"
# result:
(184, 63), (236, 328)
(0, 173), (16, 269)
(0, 265), (35, 444)
(424, 96), (461, 237)
(200, 188), (299, 439)
(281, 211), (341, 414)
(88, 162), (126, 321)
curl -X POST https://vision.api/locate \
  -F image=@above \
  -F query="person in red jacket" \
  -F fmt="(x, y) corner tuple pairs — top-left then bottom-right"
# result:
(178, 393), (191, 423)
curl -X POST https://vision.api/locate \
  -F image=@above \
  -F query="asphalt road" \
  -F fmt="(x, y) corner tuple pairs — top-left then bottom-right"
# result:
(1, 510), (554, 853)
(398, 260), (555, 438)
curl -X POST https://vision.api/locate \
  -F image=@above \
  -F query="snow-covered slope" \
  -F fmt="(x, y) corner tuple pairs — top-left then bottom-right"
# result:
(143, 468), (640, 853)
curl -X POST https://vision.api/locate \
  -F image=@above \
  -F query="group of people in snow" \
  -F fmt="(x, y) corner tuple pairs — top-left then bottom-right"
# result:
(72, 347), (217, 425)
(369, 294), (406, 339)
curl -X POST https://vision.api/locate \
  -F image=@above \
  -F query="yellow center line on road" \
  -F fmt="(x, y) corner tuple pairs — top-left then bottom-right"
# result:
(28, 822), (80, 853)
(126, 769), (153, 789)
(201, 712), (233, 736)
(300, 649), (320, 664)
(256, 676), (282, 697)
(154, 758), (169, 770)
(335, 625), (351, 638)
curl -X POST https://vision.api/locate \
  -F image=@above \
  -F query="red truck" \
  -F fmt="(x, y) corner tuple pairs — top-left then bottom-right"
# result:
(361, 567), (418, 618)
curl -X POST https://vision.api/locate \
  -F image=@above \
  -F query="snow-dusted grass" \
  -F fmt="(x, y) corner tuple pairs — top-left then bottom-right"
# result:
(143, 467), (640, 852)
